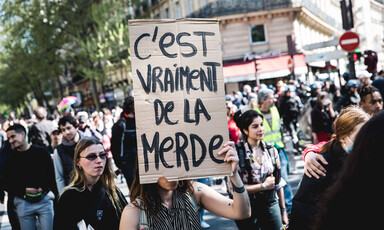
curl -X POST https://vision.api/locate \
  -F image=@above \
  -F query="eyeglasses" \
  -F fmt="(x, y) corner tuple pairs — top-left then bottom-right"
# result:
(79, 152), (108, 161)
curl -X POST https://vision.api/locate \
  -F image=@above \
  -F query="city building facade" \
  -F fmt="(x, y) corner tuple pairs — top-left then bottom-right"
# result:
(138, 0), (384, 92)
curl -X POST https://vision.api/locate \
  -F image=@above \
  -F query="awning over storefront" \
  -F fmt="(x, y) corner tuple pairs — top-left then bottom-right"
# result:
(223, 54), (308, 83)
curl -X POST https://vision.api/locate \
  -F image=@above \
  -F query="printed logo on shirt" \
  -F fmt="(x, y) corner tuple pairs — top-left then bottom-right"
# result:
(97, 210), (103, 221)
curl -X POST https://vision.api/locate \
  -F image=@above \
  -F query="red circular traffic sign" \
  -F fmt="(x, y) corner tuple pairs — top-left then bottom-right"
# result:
(339, 31), (360, 52)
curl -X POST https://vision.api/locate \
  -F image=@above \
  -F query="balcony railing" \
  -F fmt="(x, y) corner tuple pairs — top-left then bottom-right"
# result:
(186, 0), (292, 18)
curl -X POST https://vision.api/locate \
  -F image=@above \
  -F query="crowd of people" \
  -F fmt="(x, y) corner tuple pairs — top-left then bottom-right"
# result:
(0, 70), (383, 230)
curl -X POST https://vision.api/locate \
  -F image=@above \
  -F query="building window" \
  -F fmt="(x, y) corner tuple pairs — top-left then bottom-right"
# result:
(187, 1), (194, 15)
(174, 2), (181, 18)
(164, 7), (169, 18)
(250, 24), (267, 44)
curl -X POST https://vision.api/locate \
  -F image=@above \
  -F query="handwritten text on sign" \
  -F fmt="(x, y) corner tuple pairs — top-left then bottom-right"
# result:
(129, 19), (230, 184)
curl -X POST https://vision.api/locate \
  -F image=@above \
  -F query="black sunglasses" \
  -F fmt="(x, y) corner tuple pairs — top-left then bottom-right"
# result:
(79, 152), (108, 161)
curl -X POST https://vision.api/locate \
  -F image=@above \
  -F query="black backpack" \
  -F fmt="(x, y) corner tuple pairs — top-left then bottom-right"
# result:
(119, 119), (136, 158)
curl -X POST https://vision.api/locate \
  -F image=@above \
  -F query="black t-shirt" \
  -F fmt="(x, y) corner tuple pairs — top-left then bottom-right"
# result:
(3, 145), (58, 198)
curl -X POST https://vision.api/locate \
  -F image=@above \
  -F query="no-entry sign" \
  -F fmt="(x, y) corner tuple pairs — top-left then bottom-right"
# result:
(339, 31), (360, 52)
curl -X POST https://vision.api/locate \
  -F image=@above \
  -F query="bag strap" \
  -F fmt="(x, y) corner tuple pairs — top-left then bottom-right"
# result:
(120, 119), (126, 157)
(263, 141), (281, 185)
(264, 142), (276, 167)
(136, 199), (149, 229)
(120, 119), (136, 157)
(235, 142), (246, 171)
(236, 142), (254, 185)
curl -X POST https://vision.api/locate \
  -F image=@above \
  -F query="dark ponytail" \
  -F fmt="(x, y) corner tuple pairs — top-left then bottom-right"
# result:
(233, 110), (243, 128)
(233, 109), (264, 140)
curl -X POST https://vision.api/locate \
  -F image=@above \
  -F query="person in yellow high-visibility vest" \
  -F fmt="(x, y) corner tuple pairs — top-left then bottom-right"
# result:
(255, 88), (293, 214)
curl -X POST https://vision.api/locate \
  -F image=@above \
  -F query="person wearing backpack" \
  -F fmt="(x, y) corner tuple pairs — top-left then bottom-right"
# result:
(233, 109), (288, 229)
(110, 96), (137, 189)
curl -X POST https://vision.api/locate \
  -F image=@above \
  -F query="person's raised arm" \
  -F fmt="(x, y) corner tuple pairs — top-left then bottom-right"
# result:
(193, 141), (251, 220)
(119, 203), (140, 230)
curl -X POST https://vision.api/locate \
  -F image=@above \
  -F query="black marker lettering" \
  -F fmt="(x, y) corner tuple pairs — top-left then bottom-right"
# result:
(152, 66), (164, 93)
(190, 134), (206, 167)
(194, 98), (211, 125)
(188, 70), (200, 93)
(164, 67), (175, 93)
(184, 99), (195, 123)
(175, 132), (189, 171)
(152, 26), (158, 42)
(159, 32), (177, 58)
(199, 67), (212, 92)
(203, 62), (220, 92)
(209, 135), (224, 163)
(193, 31), (215, 57)
(141, 132), (160, 172)
(176, 32), (197, 58)
(154, 99), (164, 125)
(136, 64), (151, 94)
(159, 136), (174, 169)
(154, 99), (178, 125)
(134, 33), (151, 60)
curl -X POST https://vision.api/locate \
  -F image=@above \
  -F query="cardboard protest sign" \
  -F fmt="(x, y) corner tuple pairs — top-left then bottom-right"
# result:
(128, 19), (231, 184)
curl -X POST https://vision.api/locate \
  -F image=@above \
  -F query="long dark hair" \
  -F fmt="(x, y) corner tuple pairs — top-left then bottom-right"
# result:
(233, 109), (264, 140)
(313, 110), (383, 229)
(129, 159), (194, 218)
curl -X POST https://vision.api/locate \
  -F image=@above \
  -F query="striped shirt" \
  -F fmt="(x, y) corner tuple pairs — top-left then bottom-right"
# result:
(137, 190), (201, 230)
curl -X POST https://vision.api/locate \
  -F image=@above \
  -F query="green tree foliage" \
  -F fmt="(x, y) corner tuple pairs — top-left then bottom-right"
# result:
(0, 0), (132, 114)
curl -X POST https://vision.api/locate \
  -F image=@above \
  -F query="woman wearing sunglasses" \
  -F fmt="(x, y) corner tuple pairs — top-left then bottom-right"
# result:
(53, 137), (127, 230)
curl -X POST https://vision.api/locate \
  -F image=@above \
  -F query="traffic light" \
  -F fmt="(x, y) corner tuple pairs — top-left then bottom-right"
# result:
(353, 49), (362, 61)
(340, 0), (354, 30)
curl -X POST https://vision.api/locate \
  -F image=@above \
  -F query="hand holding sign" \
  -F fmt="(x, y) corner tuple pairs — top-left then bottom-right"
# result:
(218, 141), (238, 173)
(129, 19), (231, 183)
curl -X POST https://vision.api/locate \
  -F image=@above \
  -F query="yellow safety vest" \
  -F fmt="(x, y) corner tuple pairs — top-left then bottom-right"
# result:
(254, 106), (284, 148)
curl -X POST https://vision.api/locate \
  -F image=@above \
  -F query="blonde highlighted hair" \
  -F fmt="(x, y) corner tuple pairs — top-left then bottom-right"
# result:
(63, 137), (123, 215)
(319, 106), (370, 154)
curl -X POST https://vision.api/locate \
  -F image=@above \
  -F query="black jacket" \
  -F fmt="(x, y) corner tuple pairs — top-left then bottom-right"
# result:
(53, 181), (127, 230)
(110, 115), (137, 169)
(290, 141), (348, 230)
(0, 142), (11, 202)
(279, 95), (301, 123)
(56, 143), (77, 186)
(310, 105), (335, 134)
